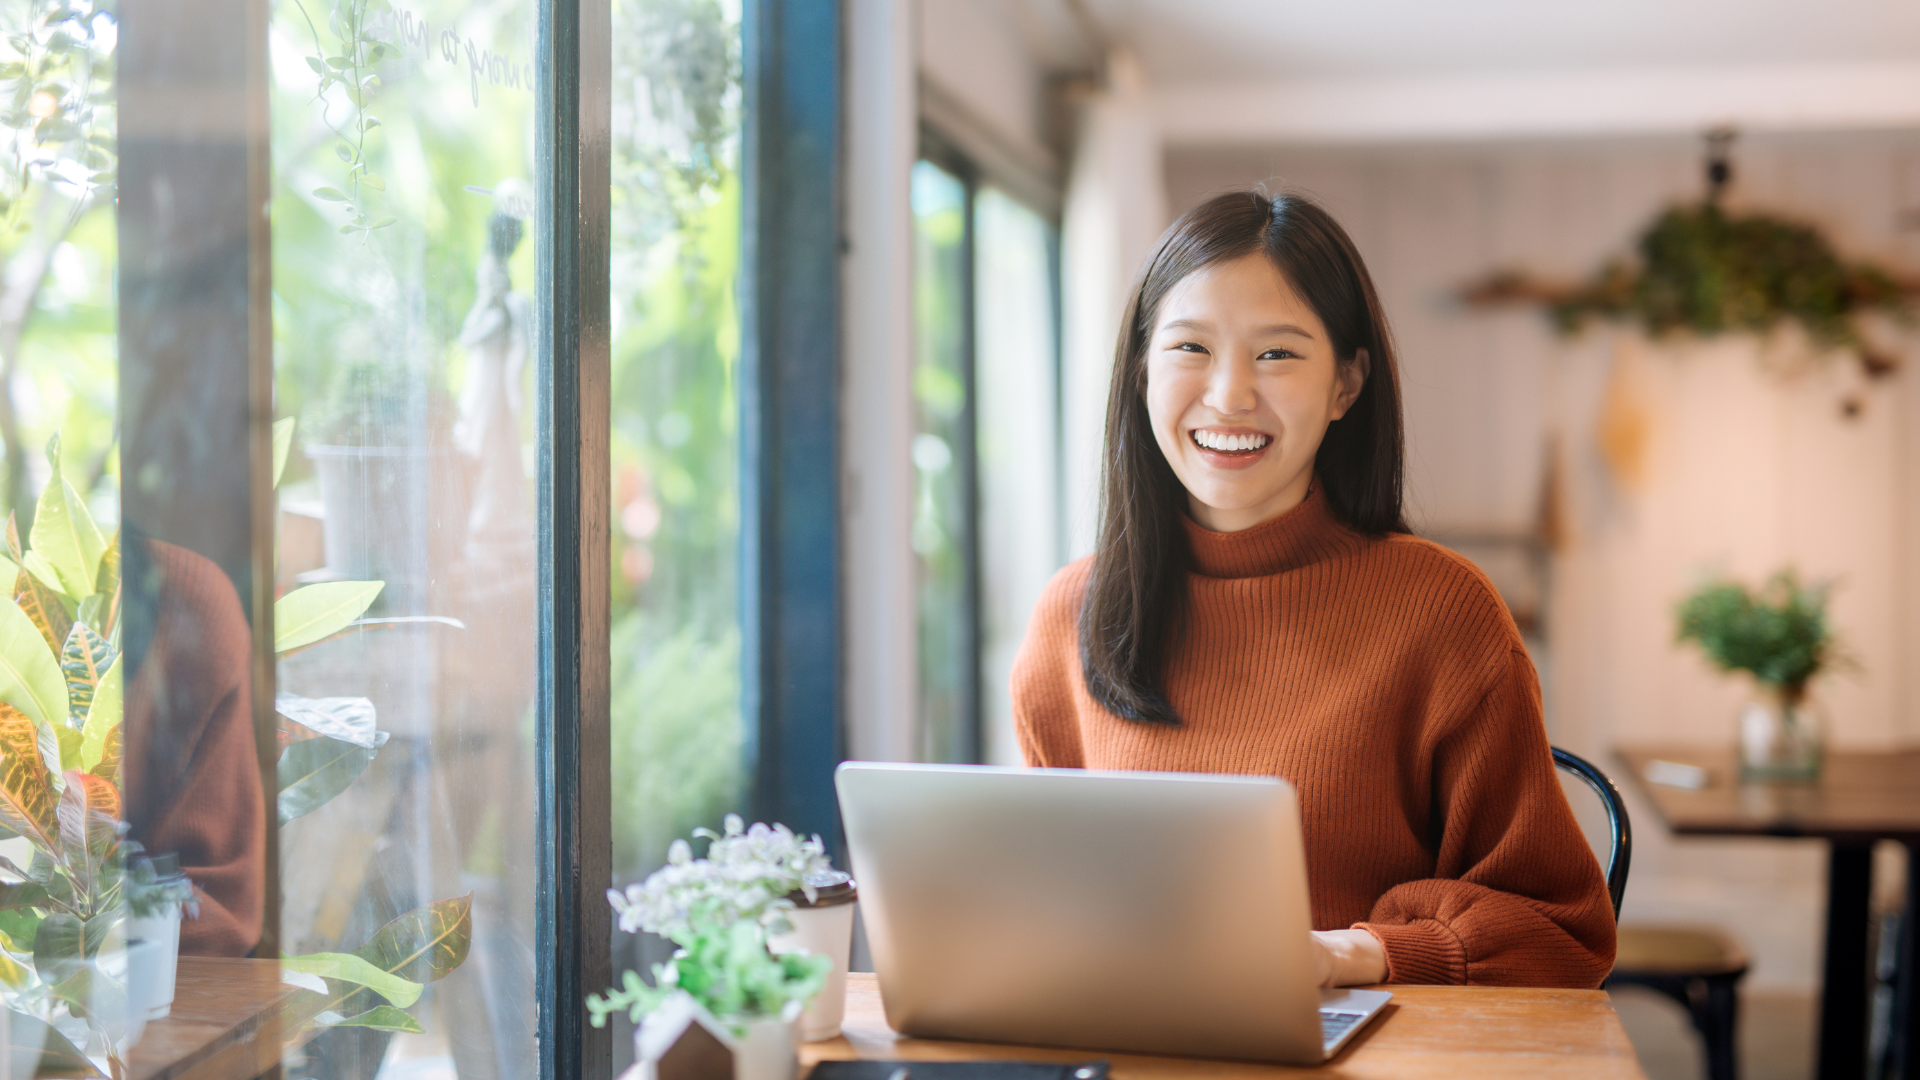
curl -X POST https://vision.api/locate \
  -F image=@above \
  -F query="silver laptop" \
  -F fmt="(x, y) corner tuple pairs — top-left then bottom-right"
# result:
(835, 762), (1391, 1064)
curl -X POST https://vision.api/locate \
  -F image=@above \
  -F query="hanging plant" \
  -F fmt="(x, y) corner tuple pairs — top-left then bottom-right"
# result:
(1463, 133), (1918, 384)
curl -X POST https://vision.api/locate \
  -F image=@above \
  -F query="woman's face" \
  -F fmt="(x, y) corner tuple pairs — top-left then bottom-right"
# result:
(1145, 252), (1367, 533)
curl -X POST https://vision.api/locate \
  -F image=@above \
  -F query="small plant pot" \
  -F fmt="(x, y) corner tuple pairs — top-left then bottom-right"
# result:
(628, 993), (799, 1080)
(127, 905), (182, 1019)
(1738, 689), (1824, 782)
(768, 876), (857, 1041)
(727, 1014), (800, 1080)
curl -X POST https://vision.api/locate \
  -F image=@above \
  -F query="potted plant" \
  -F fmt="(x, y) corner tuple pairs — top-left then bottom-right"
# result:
(123, 850), (196, 1020)
(590, 816), (842, 1080)
(0, 427), (478, 1074)
(1676, 570), (1837, 781)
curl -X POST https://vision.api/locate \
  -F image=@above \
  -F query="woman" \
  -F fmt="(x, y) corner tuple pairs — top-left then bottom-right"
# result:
(1011, 191), (1615, 990)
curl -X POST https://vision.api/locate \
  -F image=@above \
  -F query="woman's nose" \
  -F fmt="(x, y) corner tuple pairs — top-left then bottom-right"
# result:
(1203, 356), (1257, 414)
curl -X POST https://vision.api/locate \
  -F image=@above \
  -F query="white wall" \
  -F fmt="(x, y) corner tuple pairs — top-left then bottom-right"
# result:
(918, 0), (1053, 167)
(1165, 129), (1920, 990)
(842, 0), (919, 764)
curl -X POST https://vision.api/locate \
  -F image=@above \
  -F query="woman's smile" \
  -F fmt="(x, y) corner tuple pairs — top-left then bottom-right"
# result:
(1189, 427), (1274, 468)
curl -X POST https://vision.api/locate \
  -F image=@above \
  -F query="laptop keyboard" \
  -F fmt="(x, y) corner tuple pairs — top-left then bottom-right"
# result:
(1320, 1010), (1368, 1049)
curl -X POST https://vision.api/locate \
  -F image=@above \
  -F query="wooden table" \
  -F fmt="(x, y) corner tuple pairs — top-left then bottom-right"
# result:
(125, 957), (302, 1080)
(1619, 746), (1920, 1080)
(801, 973), (1645, 1078)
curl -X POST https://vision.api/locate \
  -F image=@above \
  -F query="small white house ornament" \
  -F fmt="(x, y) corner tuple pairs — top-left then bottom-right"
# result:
(618, 993), (801, 1080)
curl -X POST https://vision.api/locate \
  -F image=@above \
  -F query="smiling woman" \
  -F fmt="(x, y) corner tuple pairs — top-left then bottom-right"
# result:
(1144, 252), (1370, 533)
(1010, 191), (1616, 994)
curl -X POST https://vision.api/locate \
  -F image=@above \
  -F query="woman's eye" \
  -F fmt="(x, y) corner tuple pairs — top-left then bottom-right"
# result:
(1258, 349), (1296, 360)
(1174, 342), (1207, 354)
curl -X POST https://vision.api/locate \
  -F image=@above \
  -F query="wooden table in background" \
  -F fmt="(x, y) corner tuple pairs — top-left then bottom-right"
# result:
(1618, 746), (1920, 1080)
(126, 957), (301, 1080)
(801, 973), (1646, 1079)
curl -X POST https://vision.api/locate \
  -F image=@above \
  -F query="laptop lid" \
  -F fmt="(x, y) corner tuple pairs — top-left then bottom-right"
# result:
(835, 762), (1328, 1064)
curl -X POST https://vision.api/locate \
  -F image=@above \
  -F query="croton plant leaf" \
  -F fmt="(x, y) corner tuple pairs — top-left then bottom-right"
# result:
(54, 727), (81, 773)
(0, 883), (48, 918)
(273, 417), (296, 489)
(54, 775), (97, 900)
(4, 515), (18, 566)
(274, 581), (384, 654)
(0, 599), (70, 736)
(277, 736), (379, 825)
(280, 952), (422, 1008)
(80, 657), (119, 775)
(0, 706), (55, 850)
(60, 621), (112, 723)
(293, 894), (473, 1027)
(0, 934), (28, 990)
(353, 892), (473, 985)
(28, 433), (105, 600)
(87, 725), (121, 787)
(319, 1004), (425, 1033)
(90, 531), (119, 633)
(15, 565), (72, 661)
(31, 909), (115, 983)
(3, 1008), (103, 1078)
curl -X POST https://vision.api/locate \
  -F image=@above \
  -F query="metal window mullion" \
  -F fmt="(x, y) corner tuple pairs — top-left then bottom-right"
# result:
(743, 0), (845, 851)
(958, 177), (982, 766)
(535, 0), (611, 1069)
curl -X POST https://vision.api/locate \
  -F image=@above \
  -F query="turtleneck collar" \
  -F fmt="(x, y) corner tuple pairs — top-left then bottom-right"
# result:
(1182, 483), (1364, 579)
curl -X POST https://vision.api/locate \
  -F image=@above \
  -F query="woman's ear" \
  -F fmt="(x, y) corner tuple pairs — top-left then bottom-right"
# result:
(1332, 347), (1370, 419)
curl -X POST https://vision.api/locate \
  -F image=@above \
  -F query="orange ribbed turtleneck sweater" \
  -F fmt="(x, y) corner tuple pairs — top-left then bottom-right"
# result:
(1010, 488), (1616, 989)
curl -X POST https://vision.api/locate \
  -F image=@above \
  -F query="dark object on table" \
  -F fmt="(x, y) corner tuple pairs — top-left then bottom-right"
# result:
(809, 1062), (1108, 1080)
(1608, 926), (1749, 1080)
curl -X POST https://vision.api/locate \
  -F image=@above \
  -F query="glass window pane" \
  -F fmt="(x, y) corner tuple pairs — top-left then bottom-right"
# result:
(0, 1), (130, 1072)
(973, 188), (1060, 767)
(910, 160), (974, 764)
(269, 0), (542, 1071)
(604, 0), (744, 1068)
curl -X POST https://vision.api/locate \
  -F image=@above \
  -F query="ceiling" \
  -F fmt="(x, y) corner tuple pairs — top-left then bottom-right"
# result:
(1057, 0), (1920, 83)
(998, 0), (1920, 142)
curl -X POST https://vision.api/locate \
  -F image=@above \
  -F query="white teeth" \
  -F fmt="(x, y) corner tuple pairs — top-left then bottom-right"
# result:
(1193, 430), (1270, 453)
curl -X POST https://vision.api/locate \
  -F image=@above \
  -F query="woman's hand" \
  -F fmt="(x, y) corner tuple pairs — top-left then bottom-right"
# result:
(1310, 928), (1387, 987)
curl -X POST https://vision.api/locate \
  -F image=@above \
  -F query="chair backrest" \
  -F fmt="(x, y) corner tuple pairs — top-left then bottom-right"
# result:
(1551, 746), (1631, 920)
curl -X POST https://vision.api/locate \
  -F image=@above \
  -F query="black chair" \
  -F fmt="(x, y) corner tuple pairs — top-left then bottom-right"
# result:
(1551, 746), (1749, 1080)
(1553, 747), (1631, 918)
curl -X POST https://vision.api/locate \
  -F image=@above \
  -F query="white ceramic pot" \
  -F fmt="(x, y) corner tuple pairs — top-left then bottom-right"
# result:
(767, 877), (857, 1041)
(127, 906), (182, 1019)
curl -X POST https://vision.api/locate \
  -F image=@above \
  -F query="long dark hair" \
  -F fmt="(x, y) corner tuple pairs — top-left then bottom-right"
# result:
(1078, 190), (1408, 726)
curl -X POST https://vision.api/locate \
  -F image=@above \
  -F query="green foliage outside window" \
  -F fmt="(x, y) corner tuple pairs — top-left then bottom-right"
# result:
(607, 0), (746, 886)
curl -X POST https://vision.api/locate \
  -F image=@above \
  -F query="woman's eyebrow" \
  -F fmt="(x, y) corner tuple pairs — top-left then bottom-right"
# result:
(1260, 323), (1315, 338)
(1159, 318), (1214, 333)
(1158, 319), (1316, 338)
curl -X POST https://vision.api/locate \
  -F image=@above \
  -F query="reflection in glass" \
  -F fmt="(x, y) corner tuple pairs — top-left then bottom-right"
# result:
(269, 0), (539, 1071)
(0, 0), (152, 1073)
(911, 160), (976, 765)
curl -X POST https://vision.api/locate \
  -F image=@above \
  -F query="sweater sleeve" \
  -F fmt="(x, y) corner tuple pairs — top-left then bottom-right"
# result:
(1010, 562), (1089, 769)
(126, 540), (266, 958)
(1354, 648), (1616, 988)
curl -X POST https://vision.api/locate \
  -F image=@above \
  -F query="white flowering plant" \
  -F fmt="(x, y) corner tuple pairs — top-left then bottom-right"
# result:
(589, 815), (836, 1028)
(605, 813), (834, 945)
